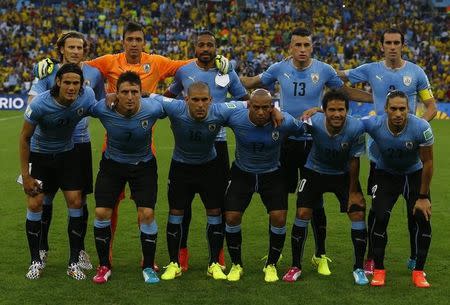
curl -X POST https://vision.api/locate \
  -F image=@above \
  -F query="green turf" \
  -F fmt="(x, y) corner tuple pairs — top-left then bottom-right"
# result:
(1, 111), (449, 305)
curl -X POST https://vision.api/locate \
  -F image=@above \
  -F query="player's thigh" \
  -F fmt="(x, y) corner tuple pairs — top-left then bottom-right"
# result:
(214, 141), (230, 184)
(296, 168), (324, 210)
(199, 158), (225, 210)
(75, 142), (93, 195)
(405, 169), (426, 212)
(94, 157), (127, 209)
(167, 160), (197, 210)
(371, 169), (402, 221)
(259, 168), (288, 212)
(128, 158), (158, 209)
(59, 149), (84, 192)
(224, 164), (254, 213)
(29, 151), (60, 194)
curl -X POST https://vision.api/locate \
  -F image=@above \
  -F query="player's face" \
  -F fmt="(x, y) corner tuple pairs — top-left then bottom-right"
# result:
(386, 96), (409, 128)
(61, 38), (85, 64)
(117, 81), (141, 116)
(123, 31), (145, 59)
(324, 99), (347, 129)
(248, 96), (273, 126)
(381, 33), (403, 61)
(290, 35), (313, 64)
(195, 35), (216, 64)
(56, 72), (82, 103)
(186, 87), (212, 121)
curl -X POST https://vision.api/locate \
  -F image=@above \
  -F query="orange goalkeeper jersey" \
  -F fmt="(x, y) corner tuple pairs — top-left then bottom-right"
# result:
(85, 52), (193, 93)
(86, 52), (192, 154)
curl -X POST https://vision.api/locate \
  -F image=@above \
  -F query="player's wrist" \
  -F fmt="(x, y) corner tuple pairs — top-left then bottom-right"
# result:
(418, 193), (430, 200)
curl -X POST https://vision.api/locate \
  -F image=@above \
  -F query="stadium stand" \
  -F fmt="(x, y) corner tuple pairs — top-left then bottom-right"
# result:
(0, 0), (448, 101)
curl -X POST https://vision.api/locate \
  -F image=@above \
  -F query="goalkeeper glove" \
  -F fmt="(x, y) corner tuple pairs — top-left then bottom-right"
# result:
(215, 55), (231, 74)
(33, 58), (56, 79)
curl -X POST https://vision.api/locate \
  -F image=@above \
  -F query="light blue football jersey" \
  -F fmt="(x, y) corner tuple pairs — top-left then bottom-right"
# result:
(150, 94), (244, 164)
(260, 58), (344, 140)
(90, 98), (165, 164)
(29, 63), (105, 143)
(24, 87), (96, 153)
(347, 60), (431, 162)
(361, 114), (433, 174)
(167, 61), (247, 141)
(346, 61), (430, 114)
(227, 110), (307, 174)
(305, 113), (365, 175)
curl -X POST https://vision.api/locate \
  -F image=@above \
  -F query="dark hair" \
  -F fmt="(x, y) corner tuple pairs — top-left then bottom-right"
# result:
(117, 71), (142, 91)
(123, 22), (144, 40)
(322, 89), (349, 110)
(380, 28), (405, 44)
(385, 90), (408, 107)
(50, 63), (84, 98)
(197, 30), (215, 39)
(187, 81), (210, 96)
(290, 28), (312, 40)
(56, 31), (88, 61)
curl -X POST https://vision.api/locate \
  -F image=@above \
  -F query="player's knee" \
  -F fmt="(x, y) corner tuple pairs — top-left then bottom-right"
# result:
(348, 203), (365, 221)
(95, 207), (112, 220)
(65, 193), (82, 209)
(169, 209), (184, 216)
(27, 195), (44, 212)
(139, 207), (154, 223)
(298, 208), (313, 220)
(348, 210), (365, 221)
(269, 210), (287, 227)
(225, 212), (241, 226)
(206, 208), (221, 217)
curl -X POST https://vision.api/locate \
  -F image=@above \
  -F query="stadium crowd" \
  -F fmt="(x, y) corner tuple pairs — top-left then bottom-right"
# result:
(0, 0), (448, 100)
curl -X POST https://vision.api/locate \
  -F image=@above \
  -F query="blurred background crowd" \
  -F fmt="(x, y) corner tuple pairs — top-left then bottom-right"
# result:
(0, 0), (448, 101)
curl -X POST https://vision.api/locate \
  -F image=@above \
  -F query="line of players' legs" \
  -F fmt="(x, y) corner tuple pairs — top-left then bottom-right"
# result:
(24, 136), (430, 286)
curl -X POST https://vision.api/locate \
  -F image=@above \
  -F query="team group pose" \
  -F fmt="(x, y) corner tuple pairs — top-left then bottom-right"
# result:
(20, 24), (435, 288)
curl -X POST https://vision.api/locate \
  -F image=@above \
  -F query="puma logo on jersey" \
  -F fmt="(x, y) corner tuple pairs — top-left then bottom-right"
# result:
(375, 75), (383, 81)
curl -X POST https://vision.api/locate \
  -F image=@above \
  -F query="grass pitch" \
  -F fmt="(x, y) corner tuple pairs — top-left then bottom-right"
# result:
(0, 111), (449, 305)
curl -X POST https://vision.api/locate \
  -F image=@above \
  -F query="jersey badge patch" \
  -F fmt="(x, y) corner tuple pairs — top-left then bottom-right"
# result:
(141, 120), (149, 129)
(225, 102), (236, 109)
(341, 142), (349, 150)
(405, 141), (413, 150)
(208, 124), (216, 132)
(25, 105), (33, 118)
(272, 130), (279, 141)
(311, 73), (319, 84)
(143, 64), (151, 73)
(77, 108), (84, 116)
(403, 76), (412, 86)
(423, 127), (433, 141)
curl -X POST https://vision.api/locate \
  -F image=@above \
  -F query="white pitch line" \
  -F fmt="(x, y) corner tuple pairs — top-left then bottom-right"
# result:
(0, 115), (22, 122)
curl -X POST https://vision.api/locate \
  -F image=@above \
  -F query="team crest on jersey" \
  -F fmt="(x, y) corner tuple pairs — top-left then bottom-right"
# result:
(311, 73), (319, 84)
(77, 108), (84, 116)
(341, 142), (349, 150)
(272, 130), (280, 141)
(208, 124), (216, 132)
(143, 64), (151, 73)
(403, 76), (412, 86)
(141, 120), (149, 129)
(405, 141), (413, 150)
(84, 80), (91, 87)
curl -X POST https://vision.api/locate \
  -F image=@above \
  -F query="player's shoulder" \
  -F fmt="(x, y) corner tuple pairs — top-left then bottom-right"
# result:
(346, 115), (365, 131)
(141, 53), (171, 64)
(408, 113), (431, 129)
(82, 63), (102, 75)
(32, 90), (52, 104)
